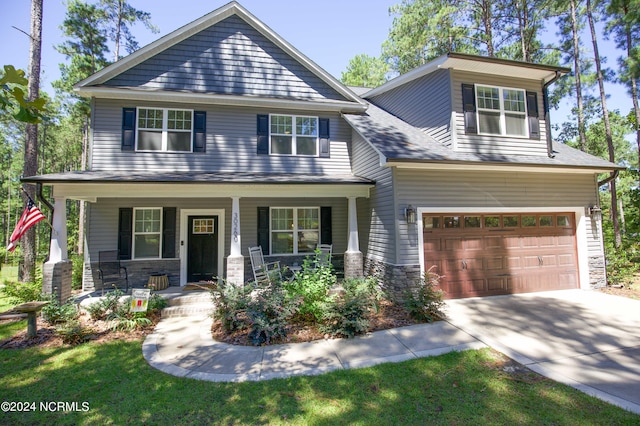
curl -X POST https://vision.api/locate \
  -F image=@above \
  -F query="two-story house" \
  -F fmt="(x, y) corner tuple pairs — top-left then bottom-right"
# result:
(25, 1), (620, 301)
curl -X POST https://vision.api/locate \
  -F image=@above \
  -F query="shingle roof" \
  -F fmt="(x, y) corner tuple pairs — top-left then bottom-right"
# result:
(343, 102), (622, 171)
(21, 171), (374, 185)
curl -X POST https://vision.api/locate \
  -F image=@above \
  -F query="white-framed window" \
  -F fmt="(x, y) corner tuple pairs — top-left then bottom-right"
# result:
(476, 85), (528, 137)
(270, 207), (319, 254)
(136, 108), (193, 151)
(270, 114), (318, 156)
(133, 208), (162, 259)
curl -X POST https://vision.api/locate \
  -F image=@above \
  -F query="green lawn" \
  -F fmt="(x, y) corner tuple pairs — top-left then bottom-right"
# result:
(0, 338), (638, 425)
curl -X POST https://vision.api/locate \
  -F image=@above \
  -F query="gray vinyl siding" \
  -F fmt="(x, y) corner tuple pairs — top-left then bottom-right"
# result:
(394, 169), (599, 264)
(91, 99), (352, 174)
(83, 197), (348, 288)
(105, 16), (346, 102)
(351, 131), (396, 264)
(452, 70), (548, 156)
(240, 198), (348, 255)
(368, 69), (453, 147)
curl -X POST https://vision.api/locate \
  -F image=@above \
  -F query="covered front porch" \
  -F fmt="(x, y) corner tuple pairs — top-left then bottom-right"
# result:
(23, 172), (374, 296)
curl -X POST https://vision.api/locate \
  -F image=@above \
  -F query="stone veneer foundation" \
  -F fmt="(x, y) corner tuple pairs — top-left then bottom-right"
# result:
(42, 261), (72, 304)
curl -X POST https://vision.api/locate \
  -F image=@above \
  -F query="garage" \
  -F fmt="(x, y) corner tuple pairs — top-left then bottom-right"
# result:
(423, 212), (579, 299)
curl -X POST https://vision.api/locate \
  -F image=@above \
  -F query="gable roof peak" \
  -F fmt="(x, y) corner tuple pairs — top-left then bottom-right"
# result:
(364, 52), (570, 98)
(74, 1), (365, 110)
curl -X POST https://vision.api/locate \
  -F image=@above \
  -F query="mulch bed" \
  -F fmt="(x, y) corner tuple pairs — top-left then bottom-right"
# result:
(0, 311), (161, 350)
(210, 299), (421, 346)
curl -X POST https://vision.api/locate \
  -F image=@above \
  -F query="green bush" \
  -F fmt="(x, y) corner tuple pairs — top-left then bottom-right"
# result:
(69, 253), (84, 290)
(55, 320), (94, 345)
(210, 280), (252, 332)
(84, 289), (124, 321)
(246, 282), (302, 345)
(41, 297), (79, 324)
(284, 250), (337, 322)
(109, 311), (152, 331)
(0, 280), (42, 304)
(319, 276), (382, 338)
(148, 293), (168, 311)
(403, 267), (446, 322)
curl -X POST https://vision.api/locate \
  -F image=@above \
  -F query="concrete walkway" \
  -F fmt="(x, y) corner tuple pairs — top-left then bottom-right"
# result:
(143, 316), (485, 382)
(143, 289), (640, 415)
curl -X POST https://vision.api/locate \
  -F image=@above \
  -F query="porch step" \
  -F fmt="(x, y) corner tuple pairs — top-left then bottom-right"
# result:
(161, 291), (214, 318)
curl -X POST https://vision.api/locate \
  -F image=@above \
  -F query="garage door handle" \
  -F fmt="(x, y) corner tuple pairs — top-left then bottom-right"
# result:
(538, 256), (543, 266)
(462, 260), (467, 270)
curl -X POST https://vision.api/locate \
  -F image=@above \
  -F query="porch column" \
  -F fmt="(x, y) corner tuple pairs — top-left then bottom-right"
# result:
(43, 196), (72, 303)
(226, 196), (244, 285)
(344, 196), (363, 278)
(48, 197), (68, 262)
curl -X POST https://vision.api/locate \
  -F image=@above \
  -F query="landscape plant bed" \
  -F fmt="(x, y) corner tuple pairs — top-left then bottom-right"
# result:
(0, 310), (161, 350)
(210, 299), (423, 346)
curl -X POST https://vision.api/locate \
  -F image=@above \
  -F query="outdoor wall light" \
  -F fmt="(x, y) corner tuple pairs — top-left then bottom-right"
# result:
(405, 205), (417, 224)
(588, 205), (602, 221)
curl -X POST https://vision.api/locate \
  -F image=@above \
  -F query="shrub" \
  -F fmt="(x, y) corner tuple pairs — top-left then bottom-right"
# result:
(210, 280), (252, 332)
(69, 253), (84, 290)
(84, 289), (124, 321)
(284, 250), (337, 322)
(41, 297), (79, 324)
(110, 311), (152, 331)
(403, 267), (446, 322)
(0, 280), (42, 304)
(55, 320), (94, 345)
(246, 281), (302, 345)
(319, 276), (382, 338)
(148, 293), (168, 311)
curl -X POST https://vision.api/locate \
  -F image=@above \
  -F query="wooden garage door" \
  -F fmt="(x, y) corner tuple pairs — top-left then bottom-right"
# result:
(423, 213), (578, 299)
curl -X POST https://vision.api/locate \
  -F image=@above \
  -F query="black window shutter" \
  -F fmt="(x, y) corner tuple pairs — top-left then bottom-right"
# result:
(462, 84), (477, 134)
(162, 207), (177, 258)
(118, 208), (133, 260)
(319, 118), (330, 158)
(257, 207), (270, 253)
(526, 91), (540, 140)
(257, 115), (269, 155)
(193, 111), (206, 152)
(122, 108), (136, 151)
(321, 207), (332, 245)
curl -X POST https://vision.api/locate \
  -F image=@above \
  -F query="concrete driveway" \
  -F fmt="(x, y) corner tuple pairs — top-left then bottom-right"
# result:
(444, 289), (640, 415)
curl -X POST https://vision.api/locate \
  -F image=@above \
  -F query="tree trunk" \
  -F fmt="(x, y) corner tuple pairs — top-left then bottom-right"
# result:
(21, 0), (43, 283)
(570, 0), (588, 153)
(587, 0), (621, 248)
(626, 27), (640, 194)
(482, 0), (495, 56)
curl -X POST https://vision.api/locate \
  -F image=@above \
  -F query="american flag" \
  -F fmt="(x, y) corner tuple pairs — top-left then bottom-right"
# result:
(6, 199), (46, 252)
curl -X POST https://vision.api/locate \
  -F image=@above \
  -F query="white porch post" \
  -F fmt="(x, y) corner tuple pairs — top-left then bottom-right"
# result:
(345, 196), (363, 278)
(43, 196), (72, 303)
(226, 196), (244, 285)
(48, 196), (68, 262)
(347, 196), (360, 253)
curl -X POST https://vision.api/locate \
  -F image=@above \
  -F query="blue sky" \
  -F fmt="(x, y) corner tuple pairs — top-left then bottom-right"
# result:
(2, 0), (634, 132)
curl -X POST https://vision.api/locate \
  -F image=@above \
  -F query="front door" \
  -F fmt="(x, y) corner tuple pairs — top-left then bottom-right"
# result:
(187, 216), (218, 283)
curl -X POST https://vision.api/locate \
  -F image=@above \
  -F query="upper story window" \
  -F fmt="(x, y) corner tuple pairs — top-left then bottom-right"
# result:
(476, 86), (527, 137)
(462, 83), (540, 140)
(270, 114), (319, 156)
(136, 108), (193, 152)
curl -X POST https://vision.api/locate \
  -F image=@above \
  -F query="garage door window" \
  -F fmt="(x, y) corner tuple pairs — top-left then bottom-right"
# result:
(424, 213), (572, 230)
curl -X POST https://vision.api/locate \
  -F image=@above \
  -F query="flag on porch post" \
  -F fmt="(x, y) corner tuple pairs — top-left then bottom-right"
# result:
(6, 199), (46, 252)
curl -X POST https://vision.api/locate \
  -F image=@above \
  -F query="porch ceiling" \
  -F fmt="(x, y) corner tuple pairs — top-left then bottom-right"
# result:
(22, 171), (374, 201)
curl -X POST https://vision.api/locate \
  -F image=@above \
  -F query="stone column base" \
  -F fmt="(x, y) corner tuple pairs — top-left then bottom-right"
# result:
(42, 260), (72, 304)
(226, 255), (245, 286)
(344, 251), (363, 279)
